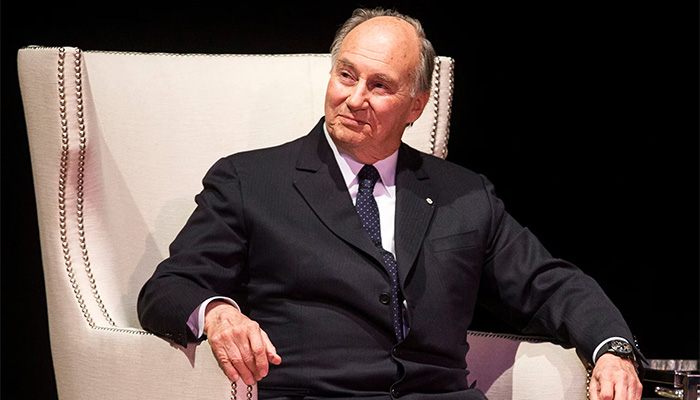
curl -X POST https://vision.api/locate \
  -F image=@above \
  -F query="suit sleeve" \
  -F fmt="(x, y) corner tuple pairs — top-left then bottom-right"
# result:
(475, 174), (638, 365)
(137, 156), (249, 347)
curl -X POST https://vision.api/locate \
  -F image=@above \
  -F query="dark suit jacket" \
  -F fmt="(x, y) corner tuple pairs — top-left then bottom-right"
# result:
(138, 118), (636, 399)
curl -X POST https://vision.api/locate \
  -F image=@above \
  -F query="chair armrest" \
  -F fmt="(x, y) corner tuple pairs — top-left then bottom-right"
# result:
(53, 325), (255, 400)
(466, 331), (588, 399)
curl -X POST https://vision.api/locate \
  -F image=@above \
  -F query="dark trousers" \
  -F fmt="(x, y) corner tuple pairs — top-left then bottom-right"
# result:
(258, 389), (489, 400)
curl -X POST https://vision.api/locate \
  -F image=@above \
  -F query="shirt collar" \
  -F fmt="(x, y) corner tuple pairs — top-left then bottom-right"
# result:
(323, 123), (398, 194)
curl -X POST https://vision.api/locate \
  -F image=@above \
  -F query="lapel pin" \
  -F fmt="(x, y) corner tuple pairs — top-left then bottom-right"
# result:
(426, 198), (433, 205)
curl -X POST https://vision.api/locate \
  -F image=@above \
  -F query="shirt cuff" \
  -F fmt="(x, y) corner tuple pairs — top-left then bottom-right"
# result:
(592, 336), (630, 364)
(186, 296), (240, 340)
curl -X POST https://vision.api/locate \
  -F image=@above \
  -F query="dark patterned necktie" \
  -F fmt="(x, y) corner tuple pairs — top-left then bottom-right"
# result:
(356, 164), (404, 341)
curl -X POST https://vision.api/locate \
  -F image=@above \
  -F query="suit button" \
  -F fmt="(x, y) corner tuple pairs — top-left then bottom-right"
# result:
(391, 388), (401, 398)
(379, 293), (391, 305)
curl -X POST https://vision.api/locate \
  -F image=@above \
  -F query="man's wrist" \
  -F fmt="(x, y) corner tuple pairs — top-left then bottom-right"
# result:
(188, 296), (240, 339)
(593, 337), (635, 364)
(203, 300), (239, 335)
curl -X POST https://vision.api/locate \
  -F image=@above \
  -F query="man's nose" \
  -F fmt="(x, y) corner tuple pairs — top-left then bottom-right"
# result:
(346, 83), (369, 111)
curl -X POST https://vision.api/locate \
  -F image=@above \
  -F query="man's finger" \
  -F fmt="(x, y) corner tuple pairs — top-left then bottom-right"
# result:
(210, 338), (244, 383)
(261, 330), (282, 365)
(227, 342), (258, 386)
(597, 376), (615, 400)
(244, 323), (271, 381)
(626, 381), (637, 400)
(622, 374), (643, 400)
(219, 356), (241, 383)
(588, 375), (600, 400)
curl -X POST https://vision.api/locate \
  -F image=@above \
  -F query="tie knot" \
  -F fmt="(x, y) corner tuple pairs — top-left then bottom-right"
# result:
(358, 164), (380, 189)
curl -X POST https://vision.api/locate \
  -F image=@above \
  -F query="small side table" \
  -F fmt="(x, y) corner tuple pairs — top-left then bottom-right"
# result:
(644, 359), (699, 400)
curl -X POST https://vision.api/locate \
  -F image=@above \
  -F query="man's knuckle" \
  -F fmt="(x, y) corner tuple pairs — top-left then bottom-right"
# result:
(240, 353), (256, 364)
(228, 324), (245, 335)
(216, 352), (233, 365)
(251, 342), (266, 354)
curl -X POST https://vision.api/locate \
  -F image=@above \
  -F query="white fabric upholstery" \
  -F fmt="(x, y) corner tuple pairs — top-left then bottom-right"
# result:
(17, 45), (586, 399)
(466, 332), (589, 399)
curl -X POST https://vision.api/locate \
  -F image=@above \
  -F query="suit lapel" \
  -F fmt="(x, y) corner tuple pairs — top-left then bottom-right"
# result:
(292, 121), (436, 281)
(394, 145), (435, 286)
(292, 120), (385, 267)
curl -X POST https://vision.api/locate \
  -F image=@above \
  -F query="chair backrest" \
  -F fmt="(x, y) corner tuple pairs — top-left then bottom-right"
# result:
(18, 46), (454, 331)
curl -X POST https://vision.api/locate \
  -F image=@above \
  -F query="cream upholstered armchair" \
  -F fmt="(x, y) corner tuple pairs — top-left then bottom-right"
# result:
(17, 46), (588, 399)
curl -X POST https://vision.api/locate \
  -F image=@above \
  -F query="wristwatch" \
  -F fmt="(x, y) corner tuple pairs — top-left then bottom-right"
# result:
(602, 339), (635, 360)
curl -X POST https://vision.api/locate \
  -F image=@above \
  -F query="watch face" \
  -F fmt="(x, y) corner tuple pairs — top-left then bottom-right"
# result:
(610, 340), (632, 354)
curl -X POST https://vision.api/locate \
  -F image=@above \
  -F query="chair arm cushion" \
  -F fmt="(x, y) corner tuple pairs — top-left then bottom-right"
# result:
(52, 325), (255, 400)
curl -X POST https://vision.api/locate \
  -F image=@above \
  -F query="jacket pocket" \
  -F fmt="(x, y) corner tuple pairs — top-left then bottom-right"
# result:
(430, 230), (478, 253)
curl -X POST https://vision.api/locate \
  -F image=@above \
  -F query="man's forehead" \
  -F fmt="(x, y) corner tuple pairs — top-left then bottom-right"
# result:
(338, 17), (420, 68)
(344, 17), (418, 47)
(355, 15), (415, 32)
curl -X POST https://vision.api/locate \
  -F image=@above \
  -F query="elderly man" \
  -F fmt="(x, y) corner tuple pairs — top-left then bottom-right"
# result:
(138, 8), (643, 400)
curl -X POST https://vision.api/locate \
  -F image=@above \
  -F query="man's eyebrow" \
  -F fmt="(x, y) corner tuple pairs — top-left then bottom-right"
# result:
(374, 73), (396, 85)
(336, 59), (397, 85)
(336, 60), (355, 71)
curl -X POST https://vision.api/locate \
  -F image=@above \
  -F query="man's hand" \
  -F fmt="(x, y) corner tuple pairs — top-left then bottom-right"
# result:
(203, 301), (282, 385)
(589, 353), (643, 400)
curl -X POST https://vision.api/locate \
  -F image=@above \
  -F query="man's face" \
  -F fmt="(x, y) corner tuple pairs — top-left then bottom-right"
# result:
(324, 17), (429, 164)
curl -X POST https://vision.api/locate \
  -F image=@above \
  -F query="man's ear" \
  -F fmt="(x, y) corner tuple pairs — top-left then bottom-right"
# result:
(407, 90), (431, 124)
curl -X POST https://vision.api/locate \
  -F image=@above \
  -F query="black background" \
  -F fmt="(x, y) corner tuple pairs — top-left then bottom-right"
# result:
(2, 2), (698, 398)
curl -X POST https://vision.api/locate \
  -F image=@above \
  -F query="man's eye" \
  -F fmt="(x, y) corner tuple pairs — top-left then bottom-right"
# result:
(372, 82), (391, 92)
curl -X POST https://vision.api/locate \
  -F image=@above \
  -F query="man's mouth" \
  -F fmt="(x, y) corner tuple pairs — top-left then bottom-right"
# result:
(339, 114), (368, 127)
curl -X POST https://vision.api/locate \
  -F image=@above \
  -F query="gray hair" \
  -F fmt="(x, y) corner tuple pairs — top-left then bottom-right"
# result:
(330, 7), (436, 96)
